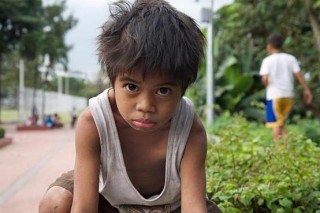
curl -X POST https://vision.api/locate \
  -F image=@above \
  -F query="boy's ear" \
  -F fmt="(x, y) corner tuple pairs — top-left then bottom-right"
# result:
(266, 44), (273, 53)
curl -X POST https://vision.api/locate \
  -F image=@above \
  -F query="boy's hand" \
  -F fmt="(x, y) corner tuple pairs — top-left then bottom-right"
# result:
(303, 88), (313, 105)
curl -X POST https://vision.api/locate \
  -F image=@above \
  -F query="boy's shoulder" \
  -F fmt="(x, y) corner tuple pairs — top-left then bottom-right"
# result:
(266, 52), (296, 61)
(178, 97), (206, 140)
(179, 96), (194, 111)
(78, 107), (95, 124)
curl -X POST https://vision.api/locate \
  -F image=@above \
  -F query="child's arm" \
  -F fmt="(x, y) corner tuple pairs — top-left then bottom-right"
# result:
(71, 108), (101, 213)
(261, 75), (269, 87)
(180, 115), (208, 212)
(293, 71), (313, 105)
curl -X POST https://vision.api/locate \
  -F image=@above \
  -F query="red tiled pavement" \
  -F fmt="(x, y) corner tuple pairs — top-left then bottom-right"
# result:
(0, 124), (76, 213)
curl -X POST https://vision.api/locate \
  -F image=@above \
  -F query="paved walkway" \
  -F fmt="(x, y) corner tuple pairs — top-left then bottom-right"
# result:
(0, 124), (75, 213)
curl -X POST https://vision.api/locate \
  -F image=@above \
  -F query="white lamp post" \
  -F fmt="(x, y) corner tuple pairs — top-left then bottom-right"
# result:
(19, 59), (25, 123)
(201, 0), (215, 125)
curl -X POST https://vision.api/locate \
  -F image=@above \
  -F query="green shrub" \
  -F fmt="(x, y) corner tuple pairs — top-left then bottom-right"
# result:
(206, 115), (320, 212)
(288, 117), (320, 146)
(0, 127), (5, 138)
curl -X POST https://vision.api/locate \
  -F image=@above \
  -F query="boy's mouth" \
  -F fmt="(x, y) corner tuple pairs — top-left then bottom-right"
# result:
(132, 119), (156, 129)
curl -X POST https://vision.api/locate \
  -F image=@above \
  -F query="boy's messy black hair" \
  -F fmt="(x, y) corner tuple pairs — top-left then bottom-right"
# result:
(267, 33), (283, 50)
(97, 0), (205, 93)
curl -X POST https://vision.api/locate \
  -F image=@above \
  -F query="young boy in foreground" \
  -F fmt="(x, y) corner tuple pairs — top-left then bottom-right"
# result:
(39, 0), (220, 212)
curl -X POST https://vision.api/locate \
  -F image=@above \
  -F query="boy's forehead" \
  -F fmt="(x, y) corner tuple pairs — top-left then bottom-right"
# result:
(118, 69), (178, 82)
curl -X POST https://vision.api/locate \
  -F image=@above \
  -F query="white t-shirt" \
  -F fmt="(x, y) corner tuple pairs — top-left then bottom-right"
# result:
(259, 52), (300, 100)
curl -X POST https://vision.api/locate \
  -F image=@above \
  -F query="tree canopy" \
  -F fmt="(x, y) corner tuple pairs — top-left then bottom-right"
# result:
(0, 0), (77, 64)
(0, 0), (77, 97)
(0, 0), (42, 58)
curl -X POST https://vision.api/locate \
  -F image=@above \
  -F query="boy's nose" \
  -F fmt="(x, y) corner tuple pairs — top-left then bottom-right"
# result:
(136, 95), (156, 113)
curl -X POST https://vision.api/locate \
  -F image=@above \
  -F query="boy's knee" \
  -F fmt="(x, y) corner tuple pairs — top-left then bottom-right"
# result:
(39, 186), (73, 213)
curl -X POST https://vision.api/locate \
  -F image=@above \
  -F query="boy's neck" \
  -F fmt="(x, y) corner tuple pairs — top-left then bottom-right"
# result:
(267, 44), (282, 55)
(271, 49), (281, 54)
(268, 46), (281, 55)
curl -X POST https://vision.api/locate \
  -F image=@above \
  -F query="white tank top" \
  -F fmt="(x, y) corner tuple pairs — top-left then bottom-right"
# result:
(89, 89), (194, 212)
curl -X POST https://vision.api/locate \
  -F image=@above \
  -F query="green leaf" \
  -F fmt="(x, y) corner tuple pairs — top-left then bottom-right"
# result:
(279, 198), (293, 208)
(291, 192), (302, 201)
(293, 207), (303, 213)
(276, 208), (286, 213)
(257, 198), (264, 206)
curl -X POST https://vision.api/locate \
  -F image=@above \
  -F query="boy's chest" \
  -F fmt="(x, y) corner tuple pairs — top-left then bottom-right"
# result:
(118, 129), (169, 197)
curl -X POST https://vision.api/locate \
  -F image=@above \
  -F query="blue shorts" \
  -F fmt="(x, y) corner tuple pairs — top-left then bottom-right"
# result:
(265, 98), (292, 128)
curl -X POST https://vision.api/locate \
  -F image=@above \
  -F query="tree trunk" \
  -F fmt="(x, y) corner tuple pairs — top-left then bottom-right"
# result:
(305, 0), (320, 61)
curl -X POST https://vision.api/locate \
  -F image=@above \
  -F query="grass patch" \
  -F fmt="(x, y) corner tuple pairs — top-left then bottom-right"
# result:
(0, 108), (84, 125)
(0, 109), (19, 123)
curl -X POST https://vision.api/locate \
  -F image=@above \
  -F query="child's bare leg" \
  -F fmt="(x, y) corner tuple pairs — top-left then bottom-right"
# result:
(272, 127), (281, 140)
(39, 186), (72, 213)
(272, 126), (285, 140)
(279, 126), (286, 137)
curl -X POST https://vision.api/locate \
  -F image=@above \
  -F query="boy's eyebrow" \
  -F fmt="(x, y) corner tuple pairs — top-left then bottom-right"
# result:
(158, 81), (179, 87)
(119, 76), (140, 84)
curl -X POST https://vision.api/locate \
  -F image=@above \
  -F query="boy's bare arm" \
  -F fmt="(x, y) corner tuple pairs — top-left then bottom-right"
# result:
(180, 115), (207, 212)
(71, 108), (101, 213)
(293, 71), (313, 105)
(261, 75), (269, 87)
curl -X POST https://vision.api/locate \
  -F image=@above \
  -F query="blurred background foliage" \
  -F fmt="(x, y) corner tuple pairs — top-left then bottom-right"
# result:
(0, 0), (76, 85)
(0, 0), (104, 106)
(187, 0), (320, 123)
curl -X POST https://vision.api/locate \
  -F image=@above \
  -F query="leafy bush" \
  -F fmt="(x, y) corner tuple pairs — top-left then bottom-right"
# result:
(0, 127), (5, 138)
(206, 115), (320, 212)
(289, 116), (320, 146)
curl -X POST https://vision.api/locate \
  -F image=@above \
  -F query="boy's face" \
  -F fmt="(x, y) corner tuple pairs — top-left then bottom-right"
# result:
(113, 70), (182, 132)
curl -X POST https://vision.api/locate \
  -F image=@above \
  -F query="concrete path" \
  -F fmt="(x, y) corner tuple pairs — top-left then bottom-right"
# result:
(0, 124), (76, 213)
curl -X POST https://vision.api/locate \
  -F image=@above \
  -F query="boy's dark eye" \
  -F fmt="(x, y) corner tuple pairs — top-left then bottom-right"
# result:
(125, 84), (138, 92)
(157, 87), (171, 96)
